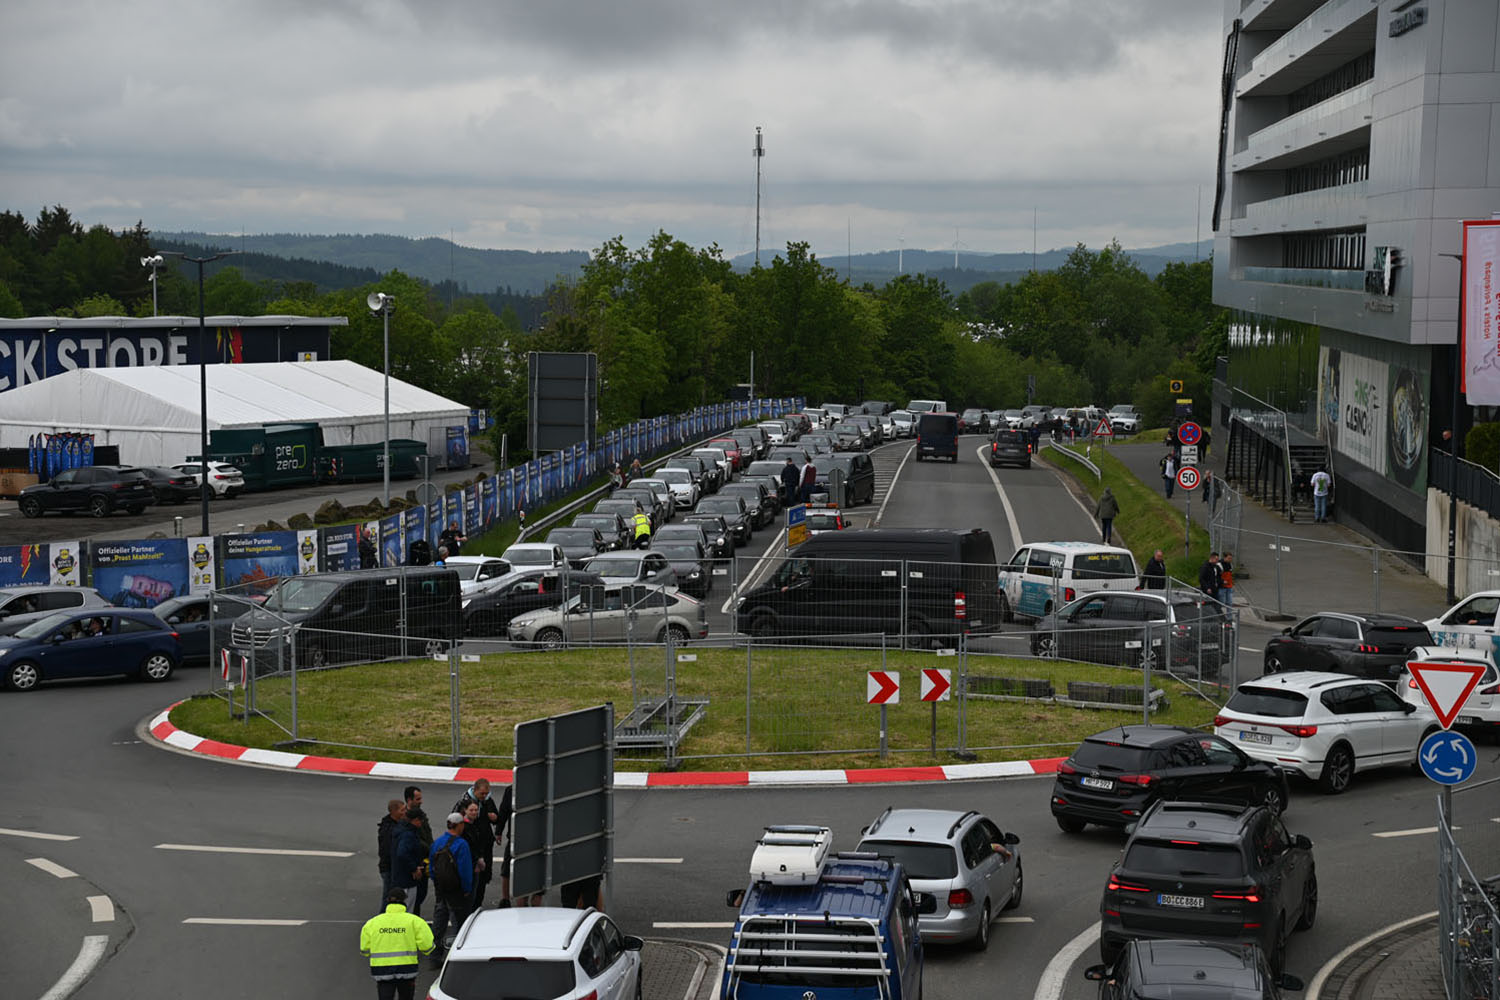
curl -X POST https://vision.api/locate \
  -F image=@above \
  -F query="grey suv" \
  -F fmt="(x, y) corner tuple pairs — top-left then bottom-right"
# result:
(858, 807), (1022, 951)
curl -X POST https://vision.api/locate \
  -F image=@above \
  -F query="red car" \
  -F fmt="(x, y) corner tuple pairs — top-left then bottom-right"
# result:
(708, 438), (744, 472)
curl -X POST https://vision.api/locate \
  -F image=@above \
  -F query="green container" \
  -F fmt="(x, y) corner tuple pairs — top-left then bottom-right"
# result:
(319, 439), (423, 483)
(201, 423), (321, 491)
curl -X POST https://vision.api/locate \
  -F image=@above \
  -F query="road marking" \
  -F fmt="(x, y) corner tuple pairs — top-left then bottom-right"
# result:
(1372, 826), (1443, 838)
(183, 917), (309, 926)
(976, 445), (1023, 549)
(1305, 910), (1437, 1000)
(1032, 919), (1100, 1000)
(0, 826), (78, 841)
(653, 921), (736, 929)
(154, 843), (354, 858)
(87, 895), (114, 923)
(39, 934), (109, 1000)
(27, 857), (78, 879)
(872, 443), (916, 528)
(996, 916), (1034, 923)
(615, 857), (683, 864)
(1239, 646), (1260, 654)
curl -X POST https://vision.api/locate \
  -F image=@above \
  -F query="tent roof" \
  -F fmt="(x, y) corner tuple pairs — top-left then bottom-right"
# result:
(0, 360), (467, 429)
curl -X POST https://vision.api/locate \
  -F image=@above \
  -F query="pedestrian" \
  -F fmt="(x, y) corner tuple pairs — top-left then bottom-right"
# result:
(390, 807), (429, 916)
(629, 456), (643, 482)
(377, 799), (406, 908)
(631, 504), (652, 548)
(402, 787), (433, 915)
(779, 457), (799, 505)
(1166, 423), (1181, 462)
(358, 529), (377, 569)
(1029, 423), (1041, 453)
(1198, 552), (1222, 601)
(434, 546), (448, 567)
(1201, 426), (1212, 460)
(1159, 451), (1177, 499)
(1201, 469), (1217, 507)
(439, 522), (465, 557)
(1218, 551), (1235, 607)
(359, 889), (434, 1000)
(429, 812), (474, 957)
(453, 777), (505, 910)
(609, 463), (624, 490)
(1140, 549), (1167, 590)
(1310, 467), (1332, 522)
(1094, 487), (1120, 545)
(460, 801), (489, 911)
(799, 458), (818, 503)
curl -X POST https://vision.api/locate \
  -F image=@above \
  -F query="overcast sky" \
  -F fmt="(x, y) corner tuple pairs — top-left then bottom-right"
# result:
(1, 1), (1226, 259)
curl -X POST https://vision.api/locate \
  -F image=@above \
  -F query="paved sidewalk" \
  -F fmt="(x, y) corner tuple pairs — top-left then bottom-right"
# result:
(1312, 916), (1444, 1000)
(642, 939), (723, 1000)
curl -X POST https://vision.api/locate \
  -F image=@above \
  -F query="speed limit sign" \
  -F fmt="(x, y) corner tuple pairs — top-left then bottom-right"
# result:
(1177, 466), (1201, 491)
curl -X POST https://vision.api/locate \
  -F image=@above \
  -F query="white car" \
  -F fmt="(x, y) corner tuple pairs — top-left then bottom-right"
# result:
(1213, 671), (1439, 794)
(1423, 591), (1500, 655)
(655, 467), (700, 510)
(171, 460), (245, 497)
(628, 478), (675, 522)
(430, 906), (643, 1000)
(443, 555), (513, 597)
(890, 410), (916, 437)
(501, 542), (566, 570)
(1398, 646), (1500, 737)
(1106, 406), (1141, 433)
(757, 421), (788, 446)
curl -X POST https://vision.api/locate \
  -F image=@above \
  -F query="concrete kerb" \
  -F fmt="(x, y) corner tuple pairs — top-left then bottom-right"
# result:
(142, 701), (1067, 787)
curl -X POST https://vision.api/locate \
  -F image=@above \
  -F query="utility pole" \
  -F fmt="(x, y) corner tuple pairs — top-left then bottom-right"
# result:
(753, 126), (765, 268)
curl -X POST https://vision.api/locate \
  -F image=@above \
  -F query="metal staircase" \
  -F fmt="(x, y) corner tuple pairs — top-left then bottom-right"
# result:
(1286, 443), (1330, 523)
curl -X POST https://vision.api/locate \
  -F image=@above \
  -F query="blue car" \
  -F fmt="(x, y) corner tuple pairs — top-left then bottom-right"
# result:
(0, 609), (182, 691)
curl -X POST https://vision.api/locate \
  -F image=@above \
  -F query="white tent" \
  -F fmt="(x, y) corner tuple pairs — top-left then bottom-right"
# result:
(0, 360), (472, 467)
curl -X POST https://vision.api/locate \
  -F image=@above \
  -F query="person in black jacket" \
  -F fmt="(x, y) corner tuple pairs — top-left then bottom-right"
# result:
(453, 777), (508, 909)
(1198, 552), (1222, 601)
(439, 523), (465, 558)
(1140, 549), (1167, 590)
(358, 529), (377, 569)
(779, 458), (799, 505)
(377, 799), (406, 907)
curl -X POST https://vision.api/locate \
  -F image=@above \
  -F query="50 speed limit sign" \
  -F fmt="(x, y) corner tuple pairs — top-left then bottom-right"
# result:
(1177, 466), (1201, 491)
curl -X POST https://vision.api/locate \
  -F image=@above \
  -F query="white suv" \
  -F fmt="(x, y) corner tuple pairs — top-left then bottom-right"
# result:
(1398, 646), (1500, 736)
(1106, 406), (1141, 433)
(1213, 671), (1439, 794)
(431, 907), (643, 1000)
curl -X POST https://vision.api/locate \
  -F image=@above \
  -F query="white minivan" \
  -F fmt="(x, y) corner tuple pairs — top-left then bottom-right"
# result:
(906, 399), (948, 414)
(1424, 591), (1500, 655)
(997, 541), (1140, 622)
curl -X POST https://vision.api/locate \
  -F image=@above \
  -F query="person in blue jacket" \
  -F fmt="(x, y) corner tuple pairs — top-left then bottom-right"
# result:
(429, 812), (474, 958)
(390, 808), (430, 917)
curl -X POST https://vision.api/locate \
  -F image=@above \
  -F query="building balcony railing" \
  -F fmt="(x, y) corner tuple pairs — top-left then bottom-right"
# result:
(1241, 0), (1370, 94)
(1243, 80), (1373, 154)
(1233, 266), (1368, 290)
(1231, 182), (1367, 234)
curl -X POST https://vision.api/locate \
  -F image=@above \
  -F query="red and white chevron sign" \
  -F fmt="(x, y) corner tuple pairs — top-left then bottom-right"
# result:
(921, 668), (952, 702)
(867, 670), (900, 705)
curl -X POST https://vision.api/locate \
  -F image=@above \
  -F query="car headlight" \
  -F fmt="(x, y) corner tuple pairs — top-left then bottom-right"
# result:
(689, 570), (702, 578)
(461, 598), (471, 608)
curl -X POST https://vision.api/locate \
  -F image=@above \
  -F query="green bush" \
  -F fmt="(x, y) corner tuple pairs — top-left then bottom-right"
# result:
(1466, 423), (1500, 472)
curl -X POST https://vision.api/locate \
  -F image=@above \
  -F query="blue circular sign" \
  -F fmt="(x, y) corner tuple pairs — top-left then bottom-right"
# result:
(1176, 422), (1202, 445)
(1418, 730), (1478, 785)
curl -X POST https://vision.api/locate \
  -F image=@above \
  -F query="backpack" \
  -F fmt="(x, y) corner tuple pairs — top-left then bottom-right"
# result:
(431, 839), (461, 893)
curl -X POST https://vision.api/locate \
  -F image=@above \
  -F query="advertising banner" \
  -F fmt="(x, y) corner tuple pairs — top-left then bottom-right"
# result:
(296, 529), (319, 575)
(321, 524), (359, 573)
(380, 513), (403, 568)
(188, 536), (216, 594)
(1463, 220), (1500, 405)
(1317, 346), (1388, 474)
(464, 483), (481, 535)
(426, 500), (443, 545)
(443, 492), (462, 538)
(91, 538), (187, 608)
(50, 540), (82, 586)
(222, 532), (301, 587)
(481, 476), (498, 528)
(0, 544), (49, 587)
(446, 426), (470, 469)
(403, 506), (426, 562)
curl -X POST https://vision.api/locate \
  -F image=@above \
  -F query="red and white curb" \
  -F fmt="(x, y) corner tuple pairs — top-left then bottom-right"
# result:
(148, 704), (1065, 787)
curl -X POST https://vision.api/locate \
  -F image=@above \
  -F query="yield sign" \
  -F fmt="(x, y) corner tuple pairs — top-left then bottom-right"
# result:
(921, 668), (952, 702)
(1408, 661), (1489, 729)
(1093, 417), (1114, 438)
(867, 670), (900, 705)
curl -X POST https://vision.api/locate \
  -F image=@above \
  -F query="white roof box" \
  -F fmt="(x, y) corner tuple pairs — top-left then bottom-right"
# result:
(750, 825), (831, 886)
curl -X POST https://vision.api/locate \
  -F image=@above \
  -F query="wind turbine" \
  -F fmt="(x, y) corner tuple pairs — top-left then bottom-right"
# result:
(897, 232), (905, 274)
(951, 228), (969, 270)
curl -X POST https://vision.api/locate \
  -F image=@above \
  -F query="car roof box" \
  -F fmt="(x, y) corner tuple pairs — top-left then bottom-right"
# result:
(750, 825), (831, 885)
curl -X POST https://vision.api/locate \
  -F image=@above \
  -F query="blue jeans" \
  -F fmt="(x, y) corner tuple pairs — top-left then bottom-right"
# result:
(1100, 519), (1114, 544)
(1314, 494), (1327, 521)
(1220, 587), (1233, 606)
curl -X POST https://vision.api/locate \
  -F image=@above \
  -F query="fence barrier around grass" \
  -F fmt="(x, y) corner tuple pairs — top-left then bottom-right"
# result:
(1439, 779), (1500, 1000)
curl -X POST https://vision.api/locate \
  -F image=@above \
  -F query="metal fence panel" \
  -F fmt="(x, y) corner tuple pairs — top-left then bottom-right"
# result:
(1440, 780), (1500, 1000)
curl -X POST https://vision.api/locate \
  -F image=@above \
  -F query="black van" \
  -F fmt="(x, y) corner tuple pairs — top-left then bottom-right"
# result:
(231, 567), (462, 668)
(734, 529), (999, 641)
(915, 412), (959, 462)
(989, 428), (1032, 468)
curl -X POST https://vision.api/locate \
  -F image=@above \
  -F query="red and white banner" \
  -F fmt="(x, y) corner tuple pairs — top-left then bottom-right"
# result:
(1462, 220), (1500, 405)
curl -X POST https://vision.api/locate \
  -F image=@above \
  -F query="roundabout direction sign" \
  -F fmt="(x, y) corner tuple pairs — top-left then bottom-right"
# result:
(1418, 730), (1477, 785)
(1176, 466), (1200, 491)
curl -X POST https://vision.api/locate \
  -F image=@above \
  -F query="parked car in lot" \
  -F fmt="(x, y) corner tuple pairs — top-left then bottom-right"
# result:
(857, 807), (1022, 950)
(1262, 611), (1431, 681)
(0, 609), (182, 690)
(0, 585), (113, 635)
(1099, 800), (1316, 974)
(18, 465), (157, 518)
(1397, 646), (1500, 739)
(544, 527), (605, 569)
(572, 511), (631, 551)
(141, 466), (200, 504)
(1086, 938), (1305, 999)
(1051, 725), (1290, 834)
(171, 460), (246, 498)
(1213, 671), (1440, 793)
(428, 907), (643, 1000)
(443, 555), (514, 596)
(1033, 589), (1231, 675)
(461, 569), (605, 637)
(582, 551), (677, 589)
(506, 584), (704, 649)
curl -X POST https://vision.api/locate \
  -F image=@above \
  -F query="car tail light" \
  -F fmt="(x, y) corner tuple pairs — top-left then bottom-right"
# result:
(948, 888), (974, 908)
(1482, 683), (1500, 696)
(1278, 723), (1318, 738)
(1117, 773), (1153, 787)
(170, 632), (180, 640)
(1408, 677), (1419, 689)
(1213, 714), (1233, 727)
(1172, 624), (1190, 638)
(1212, 888), (1263, 903)
(1106, 876), (1149, 893)
(578, 993), (598, 1000)
(992, 443), (998, 454)
(1357, 643), (1380, 653)
(1064, 587), (1075, 602)
(1056, 760), (1077, 774)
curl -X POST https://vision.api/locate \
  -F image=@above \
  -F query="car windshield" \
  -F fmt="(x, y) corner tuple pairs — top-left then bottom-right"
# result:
(1123, 840), (1244, 878)
(16, 611), (75, 639)
(634, 480), (667, 493)
(657, 545), (698, 560)
(506, 549), (554, 567)
(658, 469), (690, 484)
(587, 556), (640, 576)
(1071, 740), (1155, 771)
(1225, 687), (1310, 718)
(859, 840), (958, 880)
(438, 957), (576, 999)
(699, 499), (738, 513)
(267, 578), (340, 612)
(548, 530), (595, 545)
(575, 516), (615, 530)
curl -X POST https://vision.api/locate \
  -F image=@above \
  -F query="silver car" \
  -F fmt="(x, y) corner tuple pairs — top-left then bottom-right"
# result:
(506, 585), (703, 649)
(0, 585), (113, 635)
(858, 807), (1022, 951)
(582, 551), (677, 589)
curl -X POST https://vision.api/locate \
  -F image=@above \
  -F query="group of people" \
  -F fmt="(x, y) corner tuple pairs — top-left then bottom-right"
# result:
(1135, 546), (1235, 606)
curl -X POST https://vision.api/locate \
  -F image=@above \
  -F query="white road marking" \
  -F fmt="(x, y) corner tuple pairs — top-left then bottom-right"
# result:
(996, 916), (1034, 923)
(615, 857), (683, 864)
(27, 857), (78, 879)
(872, 443), (916, 528)
(1032, 919), (1101, 1000)
(976, 445), (1023, 549)
(1239, 646), (1260, 654)
(0, 826), (78, 841)
(87, 895), (114, 923)
(154, 843), (354, 858)
(39, 934), (109, 1000)
(1305, 910), (1437, 1000)
(719, 538), (787, 616)
(182, 917), (309, 926)
(1372, 826), (1443, 838)
(653, 921), (736, 929)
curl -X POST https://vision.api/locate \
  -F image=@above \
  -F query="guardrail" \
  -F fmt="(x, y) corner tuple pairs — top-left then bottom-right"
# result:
(1045, 437), (1101, 479)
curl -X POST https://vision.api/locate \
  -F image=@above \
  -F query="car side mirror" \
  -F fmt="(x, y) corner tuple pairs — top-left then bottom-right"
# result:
(1402, 702), (1417, 714)
(1003, 832), (1020, 846)
(622, 935), (644, 951)
(725, 888), (745, 908)
(52, 633), (66, 644)
(1293, 834), (1313, 850)
(913, 891), (938, 915)
(328, 604), (343, 615)
(1281, 627), (1291, 635)
(1278, 972), (1305, 991)
(167, 615), (182, 625)
(1084, 965), (1108, 982)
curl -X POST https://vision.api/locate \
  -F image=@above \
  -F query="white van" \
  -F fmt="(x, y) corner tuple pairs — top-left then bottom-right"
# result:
(907, 399), (948, 414)
(1424, 591), (1500, 654)
(997, 541), (1140, 622)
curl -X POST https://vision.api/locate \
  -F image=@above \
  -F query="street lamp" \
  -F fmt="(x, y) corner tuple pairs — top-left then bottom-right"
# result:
(157, 250), (237, 535)
(367, 291), (395, 507)
(141, 255), (165, 317)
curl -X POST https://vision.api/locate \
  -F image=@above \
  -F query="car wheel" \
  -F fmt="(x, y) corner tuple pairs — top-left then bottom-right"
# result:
(88, 495), (110, 517)
(748, 612), (776, 637)
(1033, 634), (1057, 659)
(1264, 652), (1284, 673)
(664, 623), (689, 645)
(1264, 781), (1288, 816)
(999, 592), (1012, 624)
(1294, 873), (1318, 930)
(1317, 743), (1354, 794)
(536, 627), (565, 651)
(6, 660), (41, 691)
(306, 644), (328, 670)
(1055, 814), (1086, 834)
(139, 653), (174, 683)
(1004, 860), (1023, 910)
(19, 497), (42, 518)
(969, 901), (991, 952)
(906, 617), (932, 649)
(423, 638), (446, 659)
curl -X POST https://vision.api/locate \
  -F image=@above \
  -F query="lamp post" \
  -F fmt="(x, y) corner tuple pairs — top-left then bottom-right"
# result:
(158, 250), (237, 535)
(367, 291), (395, 506)
(140, 255), (165, 317)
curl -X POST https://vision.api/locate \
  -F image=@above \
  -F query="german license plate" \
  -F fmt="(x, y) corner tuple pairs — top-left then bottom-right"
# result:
(1239, 730), (1272, 745)
(1458, 715), (1481, 725)
(712, 568), (727, 575)
(1157, 894), (1204, 909)
(1080, 776), (1115, 790)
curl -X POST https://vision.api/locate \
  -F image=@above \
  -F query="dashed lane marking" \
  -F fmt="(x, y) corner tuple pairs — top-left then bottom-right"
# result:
(154, 843), (354, 858)
(0, 826), (78, 841)
(87, 895), (114, 923)
(653, 921), (736, 929)
(183, 917), (309, 926)
(1372, 826), (1444, 838)
(39, 934), (109, 1000)
(616, 857), (684, 864)
(27, 857), (78, 879)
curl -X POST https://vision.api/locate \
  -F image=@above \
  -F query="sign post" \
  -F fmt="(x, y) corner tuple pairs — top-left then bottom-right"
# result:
(868, 670), (899, 760)
(1093, 417), (1114, 440)
(1408, 660), (1489, 818)
(921, 665), (952, 753)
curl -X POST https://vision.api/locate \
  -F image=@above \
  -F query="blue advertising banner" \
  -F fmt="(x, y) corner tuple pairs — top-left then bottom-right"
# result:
(443, 492), (462, 538)
(481, 476), (498, 528)
(91, 538), (188, 608)
(222, 532), (301, 587)
(446, 426), (469, 469)
(403, 506), (426, 560)
(463, 484), (481, 535)
(321, 524), (360, 573)
(426, 499), (443, 544)
(379, 513), (402, 567)
(0, 544), (50, 587)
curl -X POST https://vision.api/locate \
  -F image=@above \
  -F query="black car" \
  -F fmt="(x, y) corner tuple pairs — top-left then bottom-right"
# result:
(593, 497), (647, 531)
(1033, 590), (1232, 675)
(613, 488), (665, 530)
(816, 453), (876, 506)
(545, 527), (605, 569)
(1052, 725), (1290, 834)
(1262, 612), (1431, 682)
(573, 512), (631, 551)
(461, 569), (606, 637)
(18, 465), (158, 518)
(682, 513), (736, 558)
(653, 539), (712, 598)
(694, 496), (753, 545)
(1099, 801), (1317, 974)
(989, 428), (1032, 468)
(141, 466), (199, 504)
(1085, 939), (1305, 1000)
(960, 408), (991, 435)
(720, 482), (777, 530)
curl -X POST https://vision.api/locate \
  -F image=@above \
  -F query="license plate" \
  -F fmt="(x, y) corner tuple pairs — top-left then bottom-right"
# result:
(1239, 730), (1272, 745)
(1080, 776), (1115, 790)
(1157, 894), (1204, 909)
(1458, 715), (1481, 725)
(712, 568), (727, 575)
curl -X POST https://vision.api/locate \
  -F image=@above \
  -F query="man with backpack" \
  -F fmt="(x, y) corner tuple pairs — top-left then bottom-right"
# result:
(428, 812), (474, 960)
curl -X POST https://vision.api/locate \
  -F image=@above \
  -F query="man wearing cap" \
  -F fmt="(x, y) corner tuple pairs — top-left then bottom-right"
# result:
(429, 812), (474, 958)
(359, 888), (433, 999)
